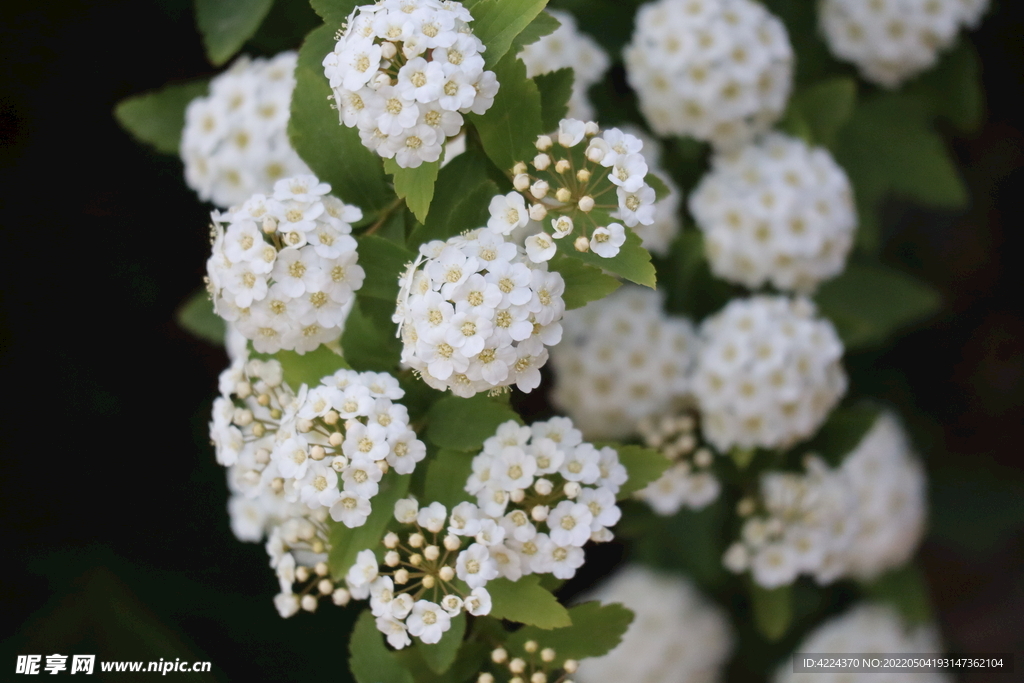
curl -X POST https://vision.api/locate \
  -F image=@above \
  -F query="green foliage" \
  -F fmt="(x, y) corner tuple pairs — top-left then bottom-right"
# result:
(385, 159), (441, 224)
(417, 613), (466, 674)
(814, 262), (942, 350)
(546, 254), (621, 310)
(487, 576), (572, 629)
(408, 151), (503, 247)
(265, 345), (350, 388)
(310, 0), (361, 26)
(114, 80), (209, 155)
(194, 0), (273, 66)
(397, 640), (488, 683)
(341, 297), (403, 372)
(290, 24), (393, 214)
(424, 449), (476, 509)
(781, 78), (857, 149)
(427, 394), (522, 451)
(505, 601), (633, 656)
(645, 172), (672, 202)
(469, 54), (544, 174)
(329, 470), (411, 580)
(612, 444), (673, 501)
(357, 234), (415, 302)
(907, 41), (983, 133)
(535, 68), (574, 132)
(803, 404), (881, 467)
(350, 609), (415, 683)
(659, 230), (735, 321)
(469, 0), (549, 68)
(557, 223), (657, 289)
(750, 583), (792, 642)
(862, 564), (933, 626)
(176, 289), (224, 345)
(510, 10), (561, 53)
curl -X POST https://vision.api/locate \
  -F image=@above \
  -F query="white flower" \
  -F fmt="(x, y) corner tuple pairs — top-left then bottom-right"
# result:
(449, 501), (483, 537)
(274, 592), (301, 618)
(345, 549), (379, 589)
(407, 600), (452, 644)
(590, 223), (626, 258)
(341, 461), (383, 498)
(394, 497), (420, 524)
(547, 501), (594, 547)
(464, 587), (492, 616)
(524, 232), (556, 263)
(487, 192), (530, 236)
(543, 540), (585, 579)
(417, 502), (448, 533)
(331, 492), (372, 528)
(455, 543), (499, 588)
(376, 615), (412, 649)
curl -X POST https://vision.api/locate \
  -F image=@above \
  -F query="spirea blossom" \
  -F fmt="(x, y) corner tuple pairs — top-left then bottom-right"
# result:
(551, 287), (699, 440)
(692, 296), (847, 451)
(181, 52), (310, 208)
(774, 604), (951, 683)
(266, 509), (338, 617)
(820, 0), (990, 88)
(617, 127), (682, 257)
(394, 229), (565, 396)
(690, 133), (856, 292)
(624, 0), (793, 149)
(636, 413), (721, 515)
(322, 0), (498, 167)
(518, 10), (610, 121)
(206, 174), (364, 354)
(576, 566), (734, 683)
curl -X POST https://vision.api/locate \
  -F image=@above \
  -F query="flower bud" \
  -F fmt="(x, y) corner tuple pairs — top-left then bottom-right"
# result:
(443, 535), (461, 551)
(409, 553), (423, 567)
(533, 154), (551, 171)
(381, 41), (397, 59)
(377, 460), (389, 473)
(235, 381), (252, 398)
(555, 188), (572, 203)
(564, 481), (581, 499)
(531, 505), (549, 522)
(534, 478), (553, 495)
(478, 675), (495, 683)
(514, 173), (531, 191)
(491, 648), (508, 664)
(384, 532), (400, 549)
(541, 648), (555, 662)
(577, 196), (595, 212)
(510, 488), (525, 503)
(576, 168), (591, 183)
(301, 595), (318, 612)
(329, 431), (343, 446)
(394, 568), (410, 584)
(574, 236), (590, 252)
(439, 566), (455, 581)
(531, 674), (547, 683)
(296, 566), (310, 582)
(555, 159), (571, 174)
(331, 456), (348, 472)
(315, 561), (329, 577)
(424, 545), (440, 561)
(510, 658), (526, 674)
(251, 423), (266, 437)
(261, 216), (278, 234)
(332, 588), (351, 606)
(529, 204), (548, 221)
(409, 532), (424, 547)
(535, 135), (552, 151)
(422, 575), (436, 589)
(584, 121), (600, 136)
(524, 640), (538, 653)
(318, 578), (333, 595)
(564, 660), (579, 674)
(310, 445), (326, 461)
(324, 410), (339, 425)
(385, 550), (401, 567)
(513, 162), (528, 175)
(530, 180), (549, 199)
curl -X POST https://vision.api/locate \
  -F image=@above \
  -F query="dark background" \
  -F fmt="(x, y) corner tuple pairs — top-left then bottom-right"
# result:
(1, 0), (1022, 680)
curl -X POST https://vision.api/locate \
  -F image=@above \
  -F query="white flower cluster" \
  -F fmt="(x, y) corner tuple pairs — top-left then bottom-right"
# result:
(618, 126), (682, 257)
(724, 456), (858, 588)
(551, 287), (699, 440)
(624, 0), (793, 149)
(518, 10), (610, 121)
(576, 566), (734, 683)
(692, 296), (847, 451)
(181, 52), (310, 208)
(322, 0), (498, 168)
(636, 413), (721, 515)
(837, 412), (927, 581)
(206, 175), (365, 354)
(394, 229), (565, 397)
(267, 510), (342, 617)
(502, 118), (660, 260)
(211, 358), (426, 530)
(459, 418), (626, 581)
(690, 133), (856, 292)
(774, 604), (951, 683)
(820, 0), (990, 88)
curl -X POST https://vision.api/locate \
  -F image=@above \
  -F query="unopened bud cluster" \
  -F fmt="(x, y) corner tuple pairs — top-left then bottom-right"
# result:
(394, 229), (565, 396)
(478, 641), (580, 683)
(267, 510), (339, 618)
(499, 118), (660, 261)
(323, 0), (498, 167)
(635, 411), (721, 515)
(206, 174), (365, 354)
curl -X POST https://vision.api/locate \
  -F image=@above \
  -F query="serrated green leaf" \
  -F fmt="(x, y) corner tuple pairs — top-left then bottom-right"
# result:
(505, 601), (632, 655)
(408, 151), (504, 248)
(358, 234), (415, 302)
(427, 395), (522, 451)
(195, 0), (274, 66)
(417, 613), (466, 674)
(290, 24), (393, 213)
(396, 639), (488, 683)
(546, 254), (621, 310)
(470, 0), (549, 69)
(645, 172), (672, 203)
(557, 223), (656, 288)
(750, 583), (792, 642)
(350, 609), (416, 683)
(424, 449), (476, 509)
(814, 262), (942, 350)
(469, 54), (544, 174)
(385, 158), (441, 224)
(487, 576), (572, 629)
(861, 564), (933, 626)
(789, 77), (857, 148)
(176, 289), (225, 345)
(535, 68), (574, 132)
(613, 444), (673, 501)
(310, 0), (360, 26)
(511, 10), (561, 53)
(341, 296), (403, 372)
(330, 470), (411, 580)
(114, 80), (209, 154)
(803, 404), (882, 467)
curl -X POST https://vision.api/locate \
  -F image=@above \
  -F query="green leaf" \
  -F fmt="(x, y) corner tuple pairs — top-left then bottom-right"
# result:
(114, 80), (209, 154)
(613, 444), (673, 501)
(750, 583), (792, 642)
(290, 24), (393, 213)
(787, 77), (857, 148)
(505, 601), (633, 655)
(546, 254), (621, 310)
(357, 234), (415, 302)
(535, 68), (574, 132)
(645, 172), (672, 203)
(176, 289), (225, 345)
(249, 344), (351, 388)
(417, 613), (466, 674)
(341, 296), (403, 372)
(487, 576), (572, 629)
(658, 230), (735, 321)
(310, 0), (360, 26)
(194, 0), (274, 66)
(908, 41), (983, 133)
(511, 10), (561, 53)
(424, 449), (476, 509)
(385, 159), (441, 224)
(427, 394), (522, 450)
(469, 54), (544, 174)
(557, 223), (657, 289)
(469, 0), (549, 69)
(814, 262), (942, 350)
(350, 609), (416, 683)
(408, 151), (504, 247)
(803, 404), (882, 467)
(396, 639), (488, 683)
(329, 470), (411, 580)
(862, 564), (933, 626)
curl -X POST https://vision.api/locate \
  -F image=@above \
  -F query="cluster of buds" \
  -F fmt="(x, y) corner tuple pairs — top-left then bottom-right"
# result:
(494, 118), (659, 260)
(635, 411), (721, 515)
(478, 642), (579, 683)
(267, 511), (346, 617)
